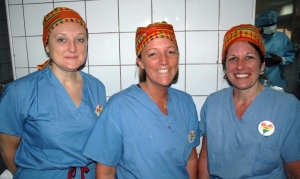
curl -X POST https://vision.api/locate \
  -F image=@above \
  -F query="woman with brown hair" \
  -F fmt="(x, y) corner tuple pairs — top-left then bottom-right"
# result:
(198, 24), (300, 179)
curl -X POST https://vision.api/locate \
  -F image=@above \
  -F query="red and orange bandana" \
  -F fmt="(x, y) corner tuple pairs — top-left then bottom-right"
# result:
(135, 21), (177, 57)
(38, 7), (87, 70)
(222, 24), (265, 62)
(42, 7), (87, 47)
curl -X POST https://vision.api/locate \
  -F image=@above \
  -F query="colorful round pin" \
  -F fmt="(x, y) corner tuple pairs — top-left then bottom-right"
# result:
(188, 130), (195, 144)
(258, 121), (275, 136)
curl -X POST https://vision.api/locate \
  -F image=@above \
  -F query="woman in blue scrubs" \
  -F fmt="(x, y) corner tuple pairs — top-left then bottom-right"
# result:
(0, 7), (106, 179)
(83, 21), (200, 179)
(198, 24), (300, 179)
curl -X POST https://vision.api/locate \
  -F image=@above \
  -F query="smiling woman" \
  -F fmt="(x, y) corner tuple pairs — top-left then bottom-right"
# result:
(0, 7), (106, 179)
(136, 38), (179, 101)
(225, 41), (265, 92)
(46, 22), (88, 79)
(198, 24), (300, 179)
(82, 21), (200, 179)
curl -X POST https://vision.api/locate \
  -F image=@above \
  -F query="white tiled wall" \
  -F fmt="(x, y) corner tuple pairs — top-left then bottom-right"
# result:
(5, 0), (256, 153)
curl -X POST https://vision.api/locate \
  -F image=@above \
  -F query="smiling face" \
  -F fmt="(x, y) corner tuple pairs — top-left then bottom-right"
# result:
(225, 41), (265, 91)
(45, 22), (88, 72)
(136, 38), (179, 88)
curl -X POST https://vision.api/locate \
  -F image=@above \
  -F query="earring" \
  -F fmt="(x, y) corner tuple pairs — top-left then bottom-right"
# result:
(260, 71), (264, 75)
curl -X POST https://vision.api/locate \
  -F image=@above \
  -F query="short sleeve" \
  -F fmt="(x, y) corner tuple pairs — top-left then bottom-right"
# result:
(191, 100), (201, 148)
(198, 99), (207, 136)
(181, 93), (201, 148)
(281, 103), (300, 162)
(82, 102), (123, 166)
(0, 84), (25, 136)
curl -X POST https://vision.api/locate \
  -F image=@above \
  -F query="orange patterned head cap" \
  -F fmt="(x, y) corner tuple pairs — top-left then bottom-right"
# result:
(222, 24), (265, 62)
(135, 21), (177, 57)
(42, 7), (87, 47)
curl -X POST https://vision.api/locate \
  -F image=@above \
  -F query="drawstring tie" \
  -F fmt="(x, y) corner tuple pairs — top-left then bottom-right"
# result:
(68, 166), (89, 179)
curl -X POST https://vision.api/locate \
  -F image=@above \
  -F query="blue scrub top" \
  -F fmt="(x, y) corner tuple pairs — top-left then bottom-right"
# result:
(83, 85), (200, 179)
(199, 87), (300, 179)
(0, 66), (106, 177)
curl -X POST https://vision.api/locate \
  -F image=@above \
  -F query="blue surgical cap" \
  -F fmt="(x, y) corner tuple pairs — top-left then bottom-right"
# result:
(256, 10), (279, 27)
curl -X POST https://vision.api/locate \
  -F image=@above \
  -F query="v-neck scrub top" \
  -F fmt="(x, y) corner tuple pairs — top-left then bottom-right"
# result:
(83, 85), (200, 179)
(0, 66), (106, 178)
(199, 87), (300, 179)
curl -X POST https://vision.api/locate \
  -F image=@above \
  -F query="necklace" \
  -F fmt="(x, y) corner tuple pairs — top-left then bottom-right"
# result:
(139, 83), (168, 109)
(149, 95), (168, 109)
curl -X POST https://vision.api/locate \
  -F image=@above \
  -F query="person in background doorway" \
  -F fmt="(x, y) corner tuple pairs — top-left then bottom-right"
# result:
(0, 7), (106, 179)
(83, 21), (200, 179)
(256, 10), (295, 90)
(198, 24), (300, 179)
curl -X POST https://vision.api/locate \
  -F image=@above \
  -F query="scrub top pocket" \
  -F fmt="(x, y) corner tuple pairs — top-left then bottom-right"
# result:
(252, 144), (281, 175)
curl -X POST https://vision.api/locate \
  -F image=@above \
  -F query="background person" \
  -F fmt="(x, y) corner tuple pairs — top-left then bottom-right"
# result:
(256, 10), (295, 90)
(83, 21), (200, 179)
(198, 24), (300, 179)
(0, 7), (106, 179)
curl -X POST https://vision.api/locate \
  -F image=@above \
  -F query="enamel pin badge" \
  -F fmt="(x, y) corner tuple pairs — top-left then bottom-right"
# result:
(258, 121), (275, 136)
(95, 105), (103, 117)
(188, 130), (195, 144)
